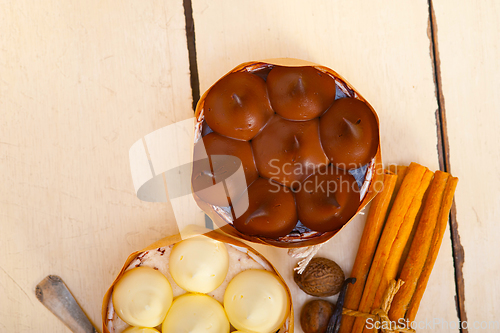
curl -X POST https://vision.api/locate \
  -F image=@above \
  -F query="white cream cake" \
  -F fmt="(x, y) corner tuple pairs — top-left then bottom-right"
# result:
(105, 241), (290, 333)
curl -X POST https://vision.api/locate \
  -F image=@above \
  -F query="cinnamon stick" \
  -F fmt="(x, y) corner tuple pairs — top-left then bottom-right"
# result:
(388, 171), (451, 322)
(405, 176), (458, 322)
(397, 179), (432, 276)
(387, 165), (411, 277)
(350, 162), (427, 333)
(387, 165), (408, 212)
(365, 169), (434, 332)
(338, 171), (397, 333)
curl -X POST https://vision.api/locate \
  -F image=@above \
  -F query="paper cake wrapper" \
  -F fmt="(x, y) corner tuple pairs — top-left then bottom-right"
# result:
(193, 58), (384, 248)
(101, 225), (294, 333)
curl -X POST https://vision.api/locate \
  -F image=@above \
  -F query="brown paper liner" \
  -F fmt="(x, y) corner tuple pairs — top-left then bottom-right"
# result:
(101, 227), (294, 333)
(194, 58), (384, 248)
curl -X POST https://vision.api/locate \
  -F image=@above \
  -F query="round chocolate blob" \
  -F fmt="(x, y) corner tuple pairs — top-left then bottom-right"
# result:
(319, 98), (379, 170)
(192, 132), (259, 207)
(266, 66), (337, 120)
(252, 115), (329, 189)
(232, 178), (298, 239)
(204, 72), (274, 141)
(295, 166), (360, 232)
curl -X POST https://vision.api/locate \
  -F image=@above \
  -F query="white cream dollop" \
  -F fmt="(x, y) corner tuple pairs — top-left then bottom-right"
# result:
(169, 236), (229, 293)
(223, 269), (289, 333)
(162, 293), (230, 333)
(112, 267), (173, 327)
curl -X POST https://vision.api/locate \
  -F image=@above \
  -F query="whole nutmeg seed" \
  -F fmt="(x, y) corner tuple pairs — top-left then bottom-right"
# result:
(300, 299), (335, 333)
(294, 257), (345, 297)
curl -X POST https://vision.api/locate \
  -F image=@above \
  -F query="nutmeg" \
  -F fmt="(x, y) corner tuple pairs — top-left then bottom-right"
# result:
(300, 300), (335, 333)
(294, 257), (345, 297)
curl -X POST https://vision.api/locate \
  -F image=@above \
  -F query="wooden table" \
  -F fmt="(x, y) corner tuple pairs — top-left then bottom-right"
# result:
(1, 1), (498, 332)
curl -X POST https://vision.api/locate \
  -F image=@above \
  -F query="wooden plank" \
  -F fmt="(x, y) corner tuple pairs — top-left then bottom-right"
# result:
(433, 1), (500, 331)
(191, 1), (459, 332)
(0, 0), (191, 331)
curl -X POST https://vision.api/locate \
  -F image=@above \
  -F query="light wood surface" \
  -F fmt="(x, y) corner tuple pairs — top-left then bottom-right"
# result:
(0, 1), (190, 331)
(191, 1), (458, 332)
(1, 0), (498, 332)
(433, 1), (500, 330)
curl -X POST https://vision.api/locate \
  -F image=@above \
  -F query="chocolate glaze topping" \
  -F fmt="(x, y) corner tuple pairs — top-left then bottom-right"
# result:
(252, 115), (329, 189)
(232, 177), (298, 239)
(204, 72), (274, 141)
(195, 65), (378, 238)
(266, 66), (337, 120)
(295, 166), (360, 232)
(319, 98), (379, 170)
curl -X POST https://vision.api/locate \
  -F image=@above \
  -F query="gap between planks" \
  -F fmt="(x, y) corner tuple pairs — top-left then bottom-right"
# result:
(183, 0), (201, 111)
(428, 1), (468, 331)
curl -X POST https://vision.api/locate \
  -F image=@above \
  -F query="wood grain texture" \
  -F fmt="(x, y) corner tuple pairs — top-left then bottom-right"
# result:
(0, 1), (191, 332)
(191, 1), (459, 332)
(433, 1), (500, 330)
